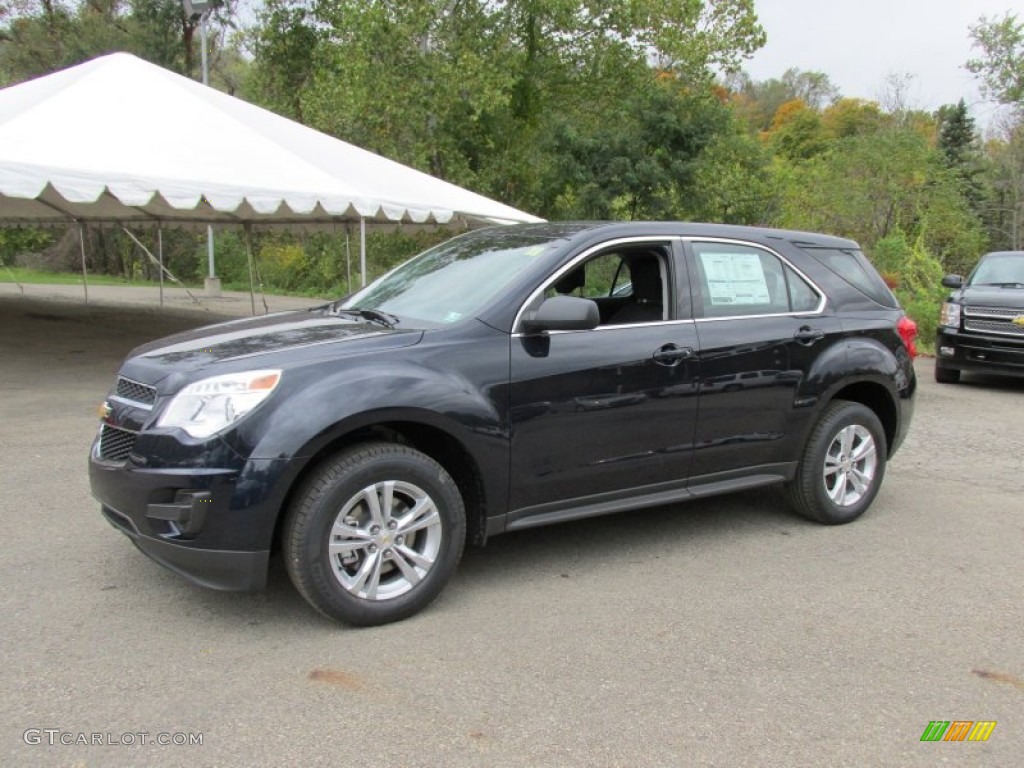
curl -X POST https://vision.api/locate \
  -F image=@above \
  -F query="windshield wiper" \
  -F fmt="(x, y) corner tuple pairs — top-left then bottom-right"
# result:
(327, 305), (400, 327)
(976, 282), (1024, 288)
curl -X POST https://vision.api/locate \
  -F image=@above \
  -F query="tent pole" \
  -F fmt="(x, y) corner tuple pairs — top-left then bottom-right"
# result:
(244, 225), (257, 316)
(345, 232), (351, 295)
(78, 223), (89, 305)
(360, 217), (367, 287)
(122, 227), (200, 304)
(158, 227), (164, 309)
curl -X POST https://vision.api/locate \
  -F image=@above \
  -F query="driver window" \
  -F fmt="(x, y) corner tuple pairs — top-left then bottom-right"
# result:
(545, 247), (670, 326)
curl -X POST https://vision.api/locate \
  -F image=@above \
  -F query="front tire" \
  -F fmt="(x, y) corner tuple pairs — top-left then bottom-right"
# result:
(283, 442), (466, 626)
(934, 365), (961, 383)
(785, 401), (887, 525)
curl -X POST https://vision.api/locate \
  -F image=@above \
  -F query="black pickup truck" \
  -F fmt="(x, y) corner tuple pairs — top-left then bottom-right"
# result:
(936, 250), (1024, 383)
(90, 222), (917, 625)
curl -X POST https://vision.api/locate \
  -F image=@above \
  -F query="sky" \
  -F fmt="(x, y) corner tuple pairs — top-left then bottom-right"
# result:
(742, 0), (1020, 130)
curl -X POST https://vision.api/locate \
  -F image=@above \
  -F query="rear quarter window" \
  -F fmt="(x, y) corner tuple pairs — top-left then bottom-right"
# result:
(796, 246), (898, 308)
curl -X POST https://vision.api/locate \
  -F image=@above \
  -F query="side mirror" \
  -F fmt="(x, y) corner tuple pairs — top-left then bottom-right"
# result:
(941, 274), (964, 289)
(522, 296), (600, 333)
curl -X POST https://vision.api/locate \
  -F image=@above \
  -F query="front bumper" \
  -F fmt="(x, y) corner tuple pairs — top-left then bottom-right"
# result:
(101, 505), (269, 591)
(936, 328), (1024, 378)
(89, 440), (280, 591)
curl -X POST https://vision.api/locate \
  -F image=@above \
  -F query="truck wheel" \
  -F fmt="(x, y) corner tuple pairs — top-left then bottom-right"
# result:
(934, 365), (960, 383)
(785, 401), (887, 525)
(284, 442), (466, 626)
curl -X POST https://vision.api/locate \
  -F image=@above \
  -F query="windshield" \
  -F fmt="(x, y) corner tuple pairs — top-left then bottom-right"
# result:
(339, 231), (557, 324)
(969, 253), (1024, 286)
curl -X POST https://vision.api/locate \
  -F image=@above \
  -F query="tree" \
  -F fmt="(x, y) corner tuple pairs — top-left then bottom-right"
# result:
(765, 99), (828, 160)
(982, 122), (1024, 250)
(774, 128), (986, 269)
(540, 84), (747, 220)
(936, 99), (984, 212)
(821, 98), (884, 139)
(0, 0), (238, 86)
(245, 0), (767, 217)
(966, 13), (1024, 250)
(968, 12), (1024, 109)
(727, 67), (839, 131)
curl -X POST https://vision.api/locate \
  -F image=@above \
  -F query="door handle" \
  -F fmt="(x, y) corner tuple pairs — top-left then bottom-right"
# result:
(794, 326), (825, 345)
(653, 344), (694, 366)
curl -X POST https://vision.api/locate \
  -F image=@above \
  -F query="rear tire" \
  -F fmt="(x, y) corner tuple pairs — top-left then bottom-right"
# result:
(934, 365), (961, 384)
(785, 401), (887, 525)
(283, 442), (466, 626)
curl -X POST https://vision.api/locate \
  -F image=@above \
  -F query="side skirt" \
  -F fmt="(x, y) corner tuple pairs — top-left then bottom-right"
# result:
(497, 462), (795, 533)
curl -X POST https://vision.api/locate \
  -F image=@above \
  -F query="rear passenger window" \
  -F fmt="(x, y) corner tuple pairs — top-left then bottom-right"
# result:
(692, 242), (820, 318)
(797, 246), (898, 308)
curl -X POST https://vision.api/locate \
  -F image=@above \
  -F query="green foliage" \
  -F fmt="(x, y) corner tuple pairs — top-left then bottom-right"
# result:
(821, 98), (885, 139)
(870, 233), (946, 348)
(540, 85), (746, 220)
(767, 99), (828, 160)
(968, 12), (1024, 108)
(0, 0), (237, 85)
(0, 227), (52, 266)
(688, 123), (776, 224)
(728, 67), (839, 131)
(246, 0), (766, 216)
(774, 128), (986, 269)
(980, 122), (1024, 251)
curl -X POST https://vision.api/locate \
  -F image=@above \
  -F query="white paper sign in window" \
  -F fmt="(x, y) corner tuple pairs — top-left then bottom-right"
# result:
(700, 252), (770, 305)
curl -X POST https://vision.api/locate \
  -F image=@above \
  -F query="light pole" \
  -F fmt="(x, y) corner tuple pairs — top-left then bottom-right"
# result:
(183, 0), (220, 297)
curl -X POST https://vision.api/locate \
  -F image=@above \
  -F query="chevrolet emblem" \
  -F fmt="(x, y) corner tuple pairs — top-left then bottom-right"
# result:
(98, 401), (112, 420)
(1013, 315), (1024, 327)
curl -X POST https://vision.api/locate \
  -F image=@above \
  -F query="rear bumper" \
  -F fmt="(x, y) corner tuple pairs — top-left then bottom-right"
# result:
(892, 381), (915, 456)
(936, 328), (1024, 378)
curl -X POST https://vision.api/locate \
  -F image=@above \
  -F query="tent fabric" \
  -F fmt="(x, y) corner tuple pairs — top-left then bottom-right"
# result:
(0, 53), (543, 230)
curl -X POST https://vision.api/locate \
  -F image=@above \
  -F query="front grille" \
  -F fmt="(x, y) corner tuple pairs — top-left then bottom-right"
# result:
(964, 305), (1024, 320)
(99, 424), (137, 462)
(963, 319), (1024, 337)
(115, 377), (156, 406)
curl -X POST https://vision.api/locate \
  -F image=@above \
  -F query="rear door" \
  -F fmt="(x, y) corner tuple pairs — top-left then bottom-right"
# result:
(686, 239), (843, 482)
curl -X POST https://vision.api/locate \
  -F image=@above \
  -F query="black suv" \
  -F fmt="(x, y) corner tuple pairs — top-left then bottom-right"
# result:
(935, 250), (1024, 383)
(90, 223), (917, 625)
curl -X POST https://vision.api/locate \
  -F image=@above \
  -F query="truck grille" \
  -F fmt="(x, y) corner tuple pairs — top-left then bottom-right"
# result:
(963, 306), (1024, 337)
(99, 424), (137, 462)
(115, 377), (156, 406)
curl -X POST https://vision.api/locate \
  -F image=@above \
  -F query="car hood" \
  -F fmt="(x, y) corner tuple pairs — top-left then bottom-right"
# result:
(955, 285), (1024, 308)
(118, 308), (423, 388)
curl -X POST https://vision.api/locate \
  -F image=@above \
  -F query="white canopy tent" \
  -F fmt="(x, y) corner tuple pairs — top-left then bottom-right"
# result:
(0, 53), (542, 305)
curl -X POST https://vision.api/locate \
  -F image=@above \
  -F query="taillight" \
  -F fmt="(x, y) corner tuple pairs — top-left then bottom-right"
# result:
(897, 315), (917, 358)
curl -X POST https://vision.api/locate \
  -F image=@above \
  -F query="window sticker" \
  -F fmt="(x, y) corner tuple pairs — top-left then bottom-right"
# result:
(700, 252), (770, 305)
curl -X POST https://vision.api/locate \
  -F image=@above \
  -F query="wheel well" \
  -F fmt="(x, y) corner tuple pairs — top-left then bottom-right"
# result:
(271, 421), (488, 555)
(830, 382), (897, 455)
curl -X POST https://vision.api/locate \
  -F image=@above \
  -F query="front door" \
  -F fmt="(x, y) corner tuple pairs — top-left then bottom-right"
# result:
(507, 239), (700, 524)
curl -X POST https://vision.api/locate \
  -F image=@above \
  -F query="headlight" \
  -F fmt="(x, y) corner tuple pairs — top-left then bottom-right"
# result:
(939, 302), (961, 328)
(156, 370), (282, 439)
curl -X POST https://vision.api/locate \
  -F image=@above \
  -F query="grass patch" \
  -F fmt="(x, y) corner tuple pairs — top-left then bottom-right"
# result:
(0, 267), (157, 287)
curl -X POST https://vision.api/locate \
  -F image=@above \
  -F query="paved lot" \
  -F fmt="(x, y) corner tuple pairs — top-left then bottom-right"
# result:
(1, 293), (1021, 767)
